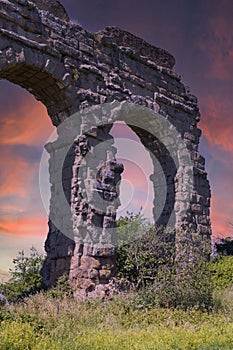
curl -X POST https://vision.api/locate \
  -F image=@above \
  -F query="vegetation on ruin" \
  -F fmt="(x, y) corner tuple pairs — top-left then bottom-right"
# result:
(0, 213), (233, 349)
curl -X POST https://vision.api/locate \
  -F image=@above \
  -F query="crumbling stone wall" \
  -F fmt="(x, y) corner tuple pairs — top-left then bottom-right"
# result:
(0, 0), (211, 297)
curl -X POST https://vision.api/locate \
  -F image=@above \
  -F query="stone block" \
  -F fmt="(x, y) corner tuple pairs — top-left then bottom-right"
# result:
(99, 269), (111, 281)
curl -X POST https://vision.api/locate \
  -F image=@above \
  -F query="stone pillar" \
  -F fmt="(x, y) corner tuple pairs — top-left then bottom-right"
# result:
(41, 136), (76, 287)
(69, 127), (124, 297)
(41, 125), (124, 296)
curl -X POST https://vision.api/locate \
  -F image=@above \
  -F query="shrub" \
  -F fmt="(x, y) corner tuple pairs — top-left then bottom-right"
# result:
(116, 210), (151, 246)
(208, 256), (233, 290)
(116, 225), (176, 289)
(0, 247), (44, 302)
(116, 214), (213, 311)
(172, 230), (213, 310)
(47, 274), (74, 299)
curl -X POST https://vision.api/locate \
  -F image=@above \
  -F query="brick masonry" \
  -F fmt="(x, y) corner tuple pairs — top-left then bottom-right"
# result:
(0, 0), (211, 297)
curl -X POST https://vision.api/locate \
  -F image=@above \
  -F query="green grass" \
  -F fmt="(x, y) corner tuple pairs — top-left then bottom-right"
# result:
(0, 256), (233, 349)
(1, 321), (233, 350)
(0, 289), (233, 350)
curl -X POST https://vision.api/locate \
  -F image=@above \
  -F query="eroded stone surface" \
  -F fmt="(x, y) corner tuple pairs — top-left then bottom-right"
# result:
(31, 0), (69, 21)
(0, 0), (212, 296)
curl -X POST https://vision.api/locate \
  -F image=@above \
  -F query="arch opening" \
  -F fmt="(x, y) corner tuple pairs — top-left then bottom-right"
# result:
(0, 79), (54, 273)
(110, 121), (177, 229)
(109, 121), (154, 223)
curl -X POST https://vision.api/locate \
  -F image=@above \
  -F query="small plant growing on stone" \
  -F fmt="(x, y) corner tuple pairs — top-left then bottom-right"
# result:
(73, 67), (79, 81)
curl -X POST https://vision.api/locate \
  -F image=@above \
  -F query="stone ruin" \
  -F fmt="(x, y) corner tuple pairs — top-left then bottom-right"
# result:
(0, 0), (211, 297)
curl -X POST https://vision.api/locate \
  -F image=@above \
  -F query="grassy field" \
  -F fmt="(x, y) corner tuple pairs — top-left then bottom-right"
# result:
(0, 286), (233, 350)
(1, 251), (233, 350)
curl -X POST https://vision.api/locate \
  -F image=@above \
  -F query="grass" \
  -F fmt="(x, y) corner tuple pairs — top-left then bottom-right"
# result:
(0, 288), (233, 350)
(0, 253), (233, 349)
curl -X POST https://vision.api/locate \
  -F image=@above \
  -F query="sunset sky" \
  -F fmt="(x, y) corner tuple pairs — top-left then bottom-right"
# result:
(0, 0), (233, 272)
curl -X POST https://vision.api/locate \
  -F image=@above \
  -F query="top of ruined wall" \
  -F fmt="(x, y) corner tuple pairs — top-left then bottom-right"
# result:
(31, 0), (175, 70)
(96, 27), (175, 69)
(30, 0), (69, 21)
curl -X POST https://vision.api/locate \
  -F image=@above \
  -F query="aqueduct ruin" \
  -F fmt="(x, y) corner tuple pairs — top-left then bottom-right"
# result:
(0, 0), (211, 297)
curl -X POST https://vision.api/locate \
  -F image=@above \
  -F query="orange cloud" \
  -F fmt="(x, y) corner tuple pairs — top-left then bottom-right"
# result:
(0, 95), (54, 147)
(0, 156), (34, 197)
(200, 95), (233, 152)
(0, 215), (48, 238)
(0, 87), (53, 247)
(210, 196), (233, 238)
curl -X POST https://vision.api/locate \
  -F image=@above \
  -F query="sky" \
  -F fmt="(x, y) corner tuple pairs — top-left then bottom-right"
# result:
(0, 0), (233, 273)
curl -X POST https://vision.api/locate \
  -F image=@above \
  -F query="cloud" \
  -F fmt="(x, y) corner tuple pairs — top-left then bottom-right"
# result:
(200, 139), (233, 237)
(0, 158), (31, 197)
(0, 81), (52, 252)
(200, 95), (233, 152)
(0, 143), (41, 198)
(197, 3), (233, 81)
(210, 196), (233, 237)
(6, 144), (42, 164)
(0, 98), (54, 147)
(0, 145), (48, 245)
(0, 215), (48, 237)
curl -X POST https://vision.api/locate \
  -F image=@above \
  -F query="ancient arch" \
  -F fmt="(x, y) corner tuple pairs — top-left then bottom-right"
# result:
(0, 0), (211, 297)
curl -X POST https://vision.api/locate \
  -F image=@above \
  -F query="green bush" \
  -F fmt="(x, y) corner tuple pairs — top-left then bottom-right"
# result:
(116, 225), (176, 288)
(116, 213), (213, 311)
(208, 256), (233, 290)
(47, 274), (74, 299)
(116, 210), (151, 246)
(0, 247), (44, 302)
